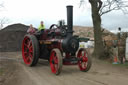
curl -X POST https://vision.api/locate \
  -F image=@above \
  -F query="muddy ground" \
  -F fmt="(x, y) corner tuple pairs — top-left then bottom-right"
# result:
(0, 52), (128, 85)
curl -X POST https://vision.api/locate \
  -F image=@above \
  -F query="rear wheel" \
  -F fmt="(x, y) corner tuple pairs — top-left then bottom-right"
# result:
(22, 34), (39, 66)
(49, 49), (62, 75)
(77, 48), (92, 72)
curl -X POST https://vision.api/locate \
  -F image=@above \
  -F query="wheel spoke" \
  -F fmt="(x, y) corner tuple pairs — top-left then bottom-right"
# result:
(24, 52), (27, 54)
(24, 47), (28, 51)
(29, 53), (33, 62)
(83, 62), (87, 68)
(54, 56), (58, 64)
(54, 64), (58, 72)
(29, 53), (33, 58)
(53, 64), (56, 70)
(51, 51), (55, 58)
(24, 43), (28, 47)
(83, 56), (88, 62)
(28, 40), (32, 47)
(24, 52), (28, 57)
(80, 52), (82, 58)
(29, 46), (33, 49)
(29, 46), (33, 52)
(79, 61), (82, 65)
(83, 51), (86, 56)
(24, 43), (29, 49)
(26, 57), (30, 62)
(29, 56), (32, 62)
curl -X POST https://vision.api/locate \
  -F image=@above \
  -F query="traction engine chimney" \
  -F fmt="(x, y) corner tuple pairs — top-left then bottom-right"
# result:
(67, 5), (73, 36)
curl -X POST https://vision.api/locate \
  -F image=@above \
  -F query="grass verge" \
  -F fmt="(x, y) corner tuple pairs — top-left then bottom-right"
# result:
(0, 69), (4, 76)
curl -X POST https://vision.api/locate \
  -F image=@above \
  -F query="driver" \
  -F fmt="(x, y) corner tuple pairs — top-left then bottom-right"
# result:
(38, 21), (45, 32)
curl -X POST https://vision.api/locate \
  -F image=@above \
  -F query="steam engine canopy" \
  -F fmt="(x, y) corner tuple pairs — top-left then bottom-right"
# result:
(62, 36), (79, 53)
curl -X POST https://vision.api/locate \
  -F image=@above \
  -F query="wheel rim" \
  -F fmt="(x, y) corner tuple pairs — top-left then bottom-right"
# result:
(77, 49), (88, 71)
(50, 50), (59, 74)
(22, 36), (33, 65)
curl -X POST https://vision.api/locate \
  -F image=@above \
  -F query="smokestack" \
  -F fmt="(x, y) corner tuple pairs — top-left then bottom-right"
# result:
(67, 5), (73, 36)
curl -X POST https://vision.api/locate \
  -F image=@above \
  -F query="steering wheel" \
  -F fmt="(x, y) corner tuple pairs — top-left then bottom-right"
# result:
(49, 24), (58, 29)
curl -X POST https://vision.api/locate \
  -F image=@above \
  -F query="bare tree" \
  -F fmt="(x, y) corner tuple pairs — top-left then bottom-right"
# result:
(79, 0), (105, 58)
(100, 0), (128, 16)
(89, 0), (105, 58)
(80, 0), (128, 59)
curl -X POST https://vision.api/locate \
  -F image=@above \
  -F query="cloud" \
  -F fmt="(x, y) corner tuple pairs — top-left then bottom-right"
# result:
(102, 10), (128, 31)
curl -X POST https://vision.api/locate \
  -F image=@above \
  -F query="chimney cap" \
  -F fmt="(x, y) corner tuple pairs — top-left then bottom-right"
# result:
(66, 5), (73, 7)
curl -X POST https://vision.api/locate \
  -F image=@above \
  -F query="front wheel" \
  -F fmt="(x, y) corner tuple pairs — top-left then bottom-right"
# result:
(49, 49), (62, 75)
(77, 48), (92, 72)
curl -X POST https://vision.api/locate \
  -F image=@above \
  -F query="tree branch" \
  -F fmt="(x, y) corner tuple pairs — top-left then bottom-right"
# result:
(100, 0), (128, 16)
(79, 0), (85, 8)
(80, 0), (128, 16)
(0, 17), (10, 29)
(97, 0), (103, 11)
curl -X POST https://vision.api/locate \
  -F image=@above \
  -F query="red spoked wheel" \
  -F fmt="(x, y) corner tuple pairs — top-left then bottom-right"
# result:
(50, 49), (62, 75)
(22, 34), (39, 66)
(77, 48), (92, 72)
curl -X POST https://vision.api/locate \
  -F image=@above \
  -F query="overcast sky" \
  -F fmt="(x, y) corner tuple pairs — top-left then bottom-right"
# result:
(0, 0), (128, 32)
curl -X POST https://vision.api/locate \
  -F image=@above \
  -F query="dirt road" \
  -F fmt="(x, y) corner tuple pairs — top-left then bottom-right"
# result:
(0, 52), (128, 85)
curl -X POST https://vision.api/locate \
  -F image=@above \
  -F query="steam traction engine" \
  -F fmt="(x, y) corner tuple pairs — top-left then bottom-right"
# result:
(22, 6), (92, 75)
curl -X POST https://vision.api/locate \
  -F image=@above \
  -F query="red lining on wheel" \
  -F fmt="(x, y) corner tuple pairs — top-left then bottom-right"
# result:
(22, 36), (33, 65)
(77, 50), (88, 71)
(50, 51), (59, 74)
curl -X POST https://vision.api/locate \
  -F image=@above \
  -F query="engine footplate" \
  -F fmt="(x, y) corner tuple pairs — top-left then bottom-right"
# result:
(63, 57), (78, 65)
